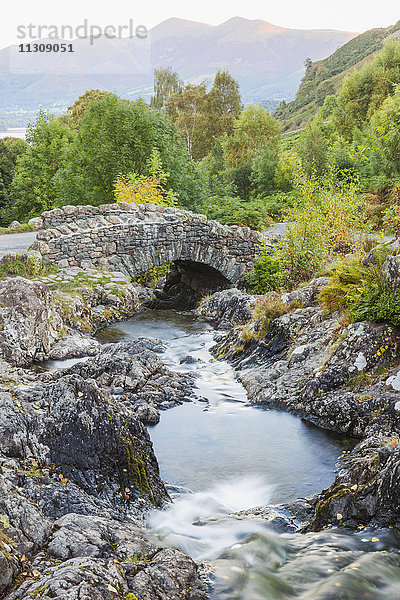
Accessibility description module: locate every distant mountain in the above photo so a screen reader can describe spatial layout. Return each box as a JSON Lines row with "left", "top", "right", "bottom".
{"left": 0, "top": 17, "right": 357, "bottom": 114}
{"left": 275, "top": 20, "right": 400, "bottom": 131}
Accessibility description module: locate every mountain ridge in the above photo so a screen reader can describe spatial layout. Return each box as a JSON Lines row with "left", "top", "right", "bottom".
{"left": 0, "top": 17, "right": 357, "bottom": 115}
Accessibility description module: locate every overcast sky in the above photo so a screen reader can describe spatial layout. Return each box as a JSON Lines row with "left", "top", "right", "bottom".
{"left": 2, "top": 1, "right": 399, "bottom": 48}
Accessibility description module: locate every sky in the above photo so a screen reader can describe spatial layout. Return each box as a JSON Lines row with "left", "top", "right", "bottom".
{"left": 2, "top": 0, "right": 399, "bottom": 48}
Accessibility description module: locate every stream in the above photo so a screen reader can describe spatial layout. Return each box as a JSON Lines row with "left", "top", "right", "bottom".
{"left": 57, "top": 310, "right": 400, "bottom": 598}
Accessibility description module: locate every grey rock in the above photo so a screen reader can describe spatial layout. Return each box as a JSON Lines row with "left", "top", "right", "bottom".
{"left": 57, "top": 339, "right": 196, "bottom": 420}
{"left": 0, "top": 277, "right": 63, "bottom": 366}
{"left": 48, "top": 334, "right": 101, "bottom": 360}
{"left": 196, "top": 288, "right": 260, "bottom": 328}
{"left": 381, "top": 254, "right": 400, "bottom": 291}
{"left": 281, "top": 277, "right": 329, "bottom": 306}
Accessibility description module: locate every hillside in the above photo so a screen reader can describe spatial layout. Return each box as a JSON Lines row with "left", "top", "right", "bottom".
{"left": 0, "top": 17, "right": 356, "bottom": 117}
{"left": 275, "top": 20, "right": 400, "bottom": 131}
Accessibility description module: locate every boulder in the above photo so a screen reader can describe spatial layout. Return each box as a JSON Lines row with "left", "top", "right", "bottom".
{"left": 381, "top": 254, "right": 400, "bottom": 291}
{"left": 48, "top": 334, "right": 101, "bottom": 360}
{"left": 58, "top": 340, "right": 196, "bottom": 422}
{"left": 281, "top": 277, "right": 329, "bottom": 306}
{"left": 0, "top": 277, "right": 63, "bottom": 365}
{"left": 0, "top": 374, "right": 169, "bottom": 513}
{"left": 196, "top": 288, "right": 260, "bottom": 328}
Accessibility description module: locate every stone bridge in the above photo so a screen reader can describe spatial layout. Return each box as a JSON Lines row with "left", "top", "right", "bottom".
{"left": 34, "top": 203, "right": 267, "bottom": 304}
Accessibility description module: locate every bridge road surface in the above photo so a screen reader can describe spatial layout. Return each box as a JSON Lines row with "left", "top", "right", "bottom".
{"left": 0, "top": 231, "right": 38, "bottom": 258}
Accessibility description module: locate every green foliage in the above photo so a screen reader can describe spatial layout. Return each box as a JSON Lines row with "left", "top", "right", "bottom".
{"left": 166, "top": 69, "right": 241, "bottom": 159}
{"left": 278, "top": 170, "right": 369, "bottom": 285}
{"left": 166, "top": 82, "right": 208, "bottom": 160}
{"left": 369, "top": 84, "right": 400, "bottom": 176}
{"left": 297, "top": 119, "right": 329, "bottom": 176}
{"left": 203, "top": 69, "right": 242, "bottom": 142}
{"left": 0, "top": 223, "right": 34, "bottom": 235}
{"left": 333, "top": 39, "right": 400, "bottom": 140}
{"left": 246, "top": 169, "right": 370, "bottom": 292}
{"left": 246, "top": 250, "right": 283, "bottom": 293}
{"left": 0, "top": 137, "right": 28, "bottom": 223}
{"left": 275, "top": 21, "right": 400, "bottom": 132}
{"left": 353, "top": 288, "right": 400, "bottom": 326}
{"left": 0, "top": 254, "right": 46, "bottom": 279}
{"left": 258, "top": 191, "right": 296, "bottom": 219}
{"left": 225, "top": 104, "right": 280, "bottom": 168}
{"left": 273, "top": 150, "right": 301, "bottom": 192}
{"left": 151, "top": 67, "right": 183, "bottom": 110}
{"left": 64, "top": 89, "right": 113, "bottom": 128}
{"left": 134, "top": 264, "right": 171, "bottom": 287}
{"left": 203, "top": 196, "right": 273, "bottom": 230}
{"left": 319, "top": 249, "right": 400, "bottom": 327}
{"left": 251, "top": 147, "right": 278, "bottom": 196}
{"left": 9, "top": 112, "right": 74, "bottom": 221}
{"left": 55, "top": 94, "right": 204, "bottom": 210}
{"left": 319, "top": 255, "right": 376, "bottom": 313}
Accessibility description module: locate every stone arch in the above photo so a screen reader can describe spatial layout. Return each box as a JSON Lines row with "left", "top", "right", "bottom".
{"left": 34, "top": 203, "right": 269, "bottom": 306}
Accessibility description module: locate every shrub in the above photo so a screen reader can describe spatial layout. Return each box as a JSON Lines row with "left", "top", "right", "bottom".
{"left": 319, "top": 249, "right": 400, "bottom": 327}
{"left": 134, "top": 264, "right": 170, "bottom": 287}
{"left": 253, "top": 293, "right": 296, "bottom": 337}
{"left": 352, "top": 288, "right": 400, "bottom": 325}
{"left": 254, "top": 191, "right": 296, "bottom": 220}
{"left": 0, "top": 254, "right": 45, "bottom": 279}
{"left": 114, "top": 150, "right": 178, "bottom": 207}
{"left": 246, "top": 248, "right": 283, "bottom": 294}
{"left": 382, "top": 183, "right": 400, "bottom": 236}
{"left": 203, "top": 196, "right": 273, "bottom": 230}
{"left": 278, "top": 169, "right": 369, "bottom": 286}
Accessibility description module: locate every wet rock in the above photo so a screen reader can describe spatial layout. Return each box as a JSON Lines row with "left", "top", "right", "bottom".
{"left": 127, "top": 547, "right": 206, "bottom": 600}
{"left": 307, "top": 433, "right": 400, "bottom": 531}
{"left": 180, "top": 355, "right": 199, "bottom": 365}
{"left": 0, "top": 509, "right": 206, "bottom": 600}
{"left": 46, "top": 513, "right": 156, "bottom": 560}
{"left": 203, "top": 283, "right": 400, "bottom": 529}
{"left": 0, "top": 477, "right": 52, "bottom": 554}
{"left": 0, "top": 277, "right": 63, "bottom": 366}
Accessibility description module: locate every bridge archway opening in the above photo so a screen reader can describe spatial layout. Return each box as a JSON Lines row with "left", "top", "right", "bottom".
{"left": 147, "top": 260, "right": 233, "bottom": 310}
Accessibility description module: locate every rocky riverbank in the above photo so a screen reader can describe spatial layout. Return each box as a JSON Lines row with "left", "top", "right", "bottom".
{"left": 0, "top": 265, "right": 207, "bottom": 598}
{"left": 197, "top": 285, "right": 400, "bottom": 532}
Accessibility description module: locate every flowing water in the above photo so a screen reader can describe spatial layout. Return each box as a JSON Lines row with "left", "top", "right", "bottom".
{"left": 95, "top": 310, "right": 400, "bottom": 597}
